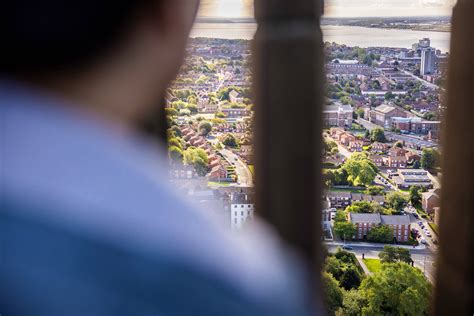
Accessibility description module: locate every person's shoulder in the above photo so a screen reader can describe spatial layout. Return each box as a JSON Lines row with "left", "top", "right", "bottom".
{"left": 2, "top": 93, "right": 313, "bottom": 314}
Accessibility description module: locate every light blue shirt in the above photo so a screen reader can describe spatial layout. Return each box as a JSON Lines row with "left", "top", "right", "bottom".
{"left": 0, "top": 82, "right": 317, "bottom": 315}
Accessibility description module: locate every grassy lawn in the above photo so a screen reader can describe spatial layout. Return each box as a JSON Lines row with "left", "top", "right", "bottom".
{"left": 208, "top": 181, "right": 232, "bottom": 187}
{"left": 248, "top": 164, "right": 255, "bottom": 176}
{"left": 330, "top": 187, "right": 366, "bottom": 193}
{"left": 428, "top": 222, "right": 439, "bottom": 235}
{"left": 363, "top": 258, "right": 382, "bottom": 273}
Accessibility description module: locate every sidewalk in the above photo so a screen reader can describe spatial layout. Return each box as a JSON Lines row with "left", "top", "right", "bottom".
{"left": 325, "top": 240, "right": 426, "bottom": 250}
{"left": 355, "top": 255, "right": 372, "bottom": 275}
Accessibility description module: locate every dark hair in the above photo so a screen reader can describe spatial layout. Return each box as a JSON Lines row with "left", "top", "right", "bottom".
{"left": 0, "top": 0, "right": 151, "bottom": 74}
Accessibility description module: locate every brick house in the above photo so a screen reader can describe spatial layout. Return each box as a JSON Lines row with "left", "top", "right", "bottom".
{"left": 370, "top": 154, "right": 384, "bottom": 167}
{"left": 207, "top": 165, "right": 229, "bottom": 181}
{"left": 371, "top": 142, "right": 388, "bottom": 153}
{"left": 422, "top": 191, "right": 440, "bottom": 214}
{"left": 388, "top": 155, "right": 408, "bottom": 168}
{"left": 340, "top": 133, "right": 356, "bottom": 146}
{"left": 349, "top": 140, "right": 363, "bottom": 152}
{"left": 326, "top": 192, "right": 352, "bottom": 208}
{"left": 326, "top": 192, "right": 385, "bottom": 208}
{"left": 348, "top": 213, "right": 411, "bottom": 242}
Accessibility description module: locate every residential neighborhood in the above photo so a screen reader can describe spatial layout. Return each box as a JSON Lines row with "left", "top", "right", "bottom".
{"left": 165, "top": 38, "right": 445, "bottom": 294}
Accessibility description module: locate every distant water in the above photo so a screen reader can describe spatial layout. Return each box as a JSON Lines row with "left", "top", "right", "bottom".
{"left": 191, "top": 23, "right": 451, "bottom": 52}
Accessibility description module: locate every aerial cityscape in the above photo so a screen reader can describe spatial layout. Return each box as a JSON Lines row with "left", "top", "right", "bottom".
{"left": 166, "top": 13, "right": 447, "bottom": 312}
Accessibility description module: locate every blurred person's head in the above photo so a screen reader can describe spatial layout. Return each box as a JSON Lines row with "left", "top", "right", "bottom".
{"left": 0, "top": 0, "right": 199, "bottom": 128}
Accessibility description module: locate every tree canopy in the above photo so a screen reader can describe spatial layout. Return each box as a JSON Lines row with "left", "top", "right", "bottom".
{"left": 359, "top": 263, "right": 431, "bottom": 315}
{"left": 342, "top": 153, "right": 378, "bottom": 187}
{"left": 334, "top": 222, "right": 356, "bottom": 241}
{"left": 370, "top": 127, "right": 387, "bottom": 143}
{"left": 366, "top": 224, "right": 393, "bottom": 243}
{"left": 379, "top": 246, "right": 412, "bottom": 264}
{"left": 198, "top": 121, "right": 212, "bottom": 136}
{"left": 421, "top": 148, "right": 440, "bottom": 170}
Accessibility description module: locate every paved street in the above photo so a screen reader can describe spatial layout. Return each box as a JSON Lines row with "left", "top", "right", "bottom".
{"left": 326, "top": 241, "right": 437, "bottom": 282}
{"left": 220, "top": 148, "right": 253, "bottom": 186}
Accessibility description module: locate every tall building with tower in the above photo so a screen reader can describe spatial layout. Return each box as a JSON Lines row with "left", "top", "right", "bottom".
{"left": 421, "top": 47, "right": 437, "bottom": 75}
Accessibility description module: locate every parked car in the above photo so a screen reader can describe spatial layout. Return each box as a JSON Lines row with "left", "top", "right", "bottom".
{"left": 420, "top": 239, "right": 427, "bottom": 244}
{"left": 413, "top": 213, "right": 419, "bottom": 219}
{"left": 342, "top": 245, "right": 353, "bottom": 251}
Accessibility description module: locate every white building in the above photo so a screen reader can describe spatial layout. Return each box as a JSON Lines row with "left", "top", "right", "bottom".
{"left": 229, "top": 192, "right": 255, "bottom": 229}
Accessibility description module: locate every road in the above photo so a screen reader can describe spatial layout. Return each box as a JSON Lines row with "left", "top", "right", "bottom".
{"left": 326, "top": 241, "right": 437, "bottom": 282}
{"left": 220, "top": 148, "right": 253, "bottom": 186}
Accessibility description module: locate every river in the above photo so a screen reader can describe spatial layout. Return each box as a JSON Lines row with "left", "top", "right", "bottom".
{"left": 191, "top": 23, "right": 451, "bottom": 52}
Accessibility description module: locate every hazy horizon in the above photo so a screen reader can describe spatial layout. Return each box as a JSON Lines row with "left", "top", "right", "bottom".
{"left": 198, "top": 0, "right": 456, "bottom": 18}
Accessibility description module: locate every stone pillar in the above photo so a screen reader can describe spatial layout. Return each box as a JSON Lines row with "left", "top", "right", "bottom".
{"left": 253, "top": 0, "right": 325, "bottom": 301}
{"left": 434, "top": 1, "right": 474, "bottom": 314}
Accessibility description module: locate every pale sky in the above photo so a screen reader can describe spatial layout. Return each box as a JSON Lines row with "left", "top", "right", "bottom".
{"left": 198, "top": 0, "right": 456, "bottom": 18}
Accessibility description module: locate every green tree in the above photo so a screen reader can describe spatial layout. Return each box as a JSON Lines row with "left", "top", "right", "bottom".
{"left": 339, "top": 266, "right": 362, "bottom": 290}
{"left": 394, "top": 141, "right": 404, "bottom": 148}
{"left": 343, "top": 153, "right": 378, "bottom": 187}
{"left": 355, "top": 108, "right": 365, "bottom": 119}
{"left": 359, "top": 263, "right": 431, "bottom": 315}
{"left": 421, "top": 148, "right": 440, "bottom": 170}
{"left": 370, "top": 127, "right": 387, "bottom": 143}
{"left": 325, "top": 256, "right": 345, "bottom": 280}
{"left": 379, "top": 246, "right": 412, "bottom": 264}
{"left": 338, "top": 290, "right": 366, "bottom": 316}
{"left": 334, "top": 210, "right": 347, "bottom": 223}
{"left": 346, "top": 201, "right": 384, "bottom": 214}
{"left": 322, "top": 272, "right": 344, "bottom": 315}
{"left": 386, "top": 191, "right": 407, "bottom": 212}
{"left": 198, "top": 121, "right": 212, "bottom": 136}
{"left": 168, "top": 137, "right": 183, "bottom": 150}
{"left": 183, "top": 147, "right": 209, "bottom": 176}
{"left": 365, "top": 185, "right": 385, "bottom": 196}
{"left": 168, "top": 146, "right": 183, "bottom": 163}
{"left": 334, "top": 222, "right": 356, "bottom": 241}
{"left": 409, "top": 185, "right": 422, "bottom": 207}
{"left": 186, "top": 103, "right": 198, "bottom": 114}
{"left": 223, "top": 134, "right": 239, "bottom": 148}
{"left": 169, "top": 125, "right": 182, "bottom": 137}
{"left": 366, "top": 224, "right": 393, "bottom": 243}
{"left": 384, "top": 91, "right": 395, "bottom": 100}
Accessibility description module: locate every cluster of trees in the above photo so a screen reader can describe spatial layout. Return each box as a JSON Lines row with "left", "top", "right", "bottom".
{"left": 324, "top": 139, "right": 339, "bottom": 156}
{"left": 333, "top": 210, "right": 356, "bottom": 241}
{"left": 323, "top": 168, "right": 350, "bottom": 187}
{"left": 421, "top": 148, "right": 441, "bottom": 170}
{"left": 366, "top": 224, "right": 394, "bottom": 243}
{"left": 183, "top": 147, "right": 209, "bottom": 176}
{"left": 222, "top": 134, "right": 239, "bottom": 148}
{"left": 409, "top": 185, "right": 427, "bottom": 207}
{"left": 379, "top": 246, "right": 412, "bottom": 264}
{"left": 198, "top": 121, "right": 212, "bottom": 136}
{"left": 323, "top": 248, "right": 431, "bottom": 315}
{"left": 369, "top": 127, "right": 387, "bottom": 143}
{"left": 168, "top": 126, "right": 185, "bottom": 163}
{"left": 342, "top": 153, "right": 378, "bottom": 187}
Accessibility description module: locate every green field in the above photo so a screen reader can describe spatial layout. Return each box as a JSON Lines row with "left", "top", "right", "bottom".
{"left": 363, "top": 258, "right": 382, "bottom": 273}
{"left": 208, "top": 181, "right": 232, "bottom": 187}
{"left": 248, "top": 164, "right": 255, "bottom": 176}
